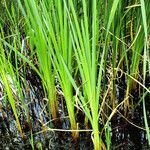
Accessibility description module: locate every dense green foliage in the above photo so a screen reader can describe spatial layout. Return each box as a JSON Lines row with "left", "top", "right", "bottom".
{"left": 0, "top": 0, "right": 150, "bottom": 149}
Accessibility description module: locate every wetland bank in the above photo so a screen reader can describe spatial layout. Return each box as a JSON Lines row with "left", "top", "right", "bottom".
{"left": 0, "top": 0, "right": 150, "bottom": 149}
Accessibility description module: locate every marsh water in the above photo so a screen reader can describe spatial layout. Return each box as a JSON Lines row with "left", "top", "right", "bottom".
{"left": 0, "top": 73, "right": 150, "bottom": 150}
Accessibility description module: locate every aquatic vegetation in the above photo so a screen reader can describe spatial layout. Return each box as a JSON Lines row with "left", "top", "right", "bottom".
{"left": 18, "top": 0, "right": 58, "bottom": 121}
{"left": 0, "top": 0, "right": 150, "bottom": 149}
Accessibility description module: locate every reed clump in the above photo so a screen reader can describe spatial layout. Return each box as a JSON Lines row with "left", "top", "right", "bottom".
{"left": 0, "top": 0, "right": 150, "bottom": 149}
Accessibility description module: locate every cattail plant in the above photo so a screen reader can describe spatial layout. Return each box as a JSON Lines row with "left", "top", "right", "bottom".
{"left": 62, "top": 0, "right": 120, "bottom": 149}
{"left": 18, "top": 0, "right": 58, "bottom": 120}
{"left": 0, "top": 40, "right": 24, "bottom": 138}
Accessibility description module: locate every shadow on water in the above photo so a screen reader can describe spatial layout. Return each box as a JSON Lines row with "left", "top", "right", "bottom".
{"left": 110, "top": 75, "right": 150, "bottom": 150}
{"left": 111, "top": 104, "right": 149, "bottom": 150}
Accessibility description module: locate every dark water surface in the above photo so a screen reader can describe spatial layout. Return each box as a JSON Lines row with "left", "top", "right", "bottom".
{"left": 0, "top": 76, "right": 150, "bottom": 150}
